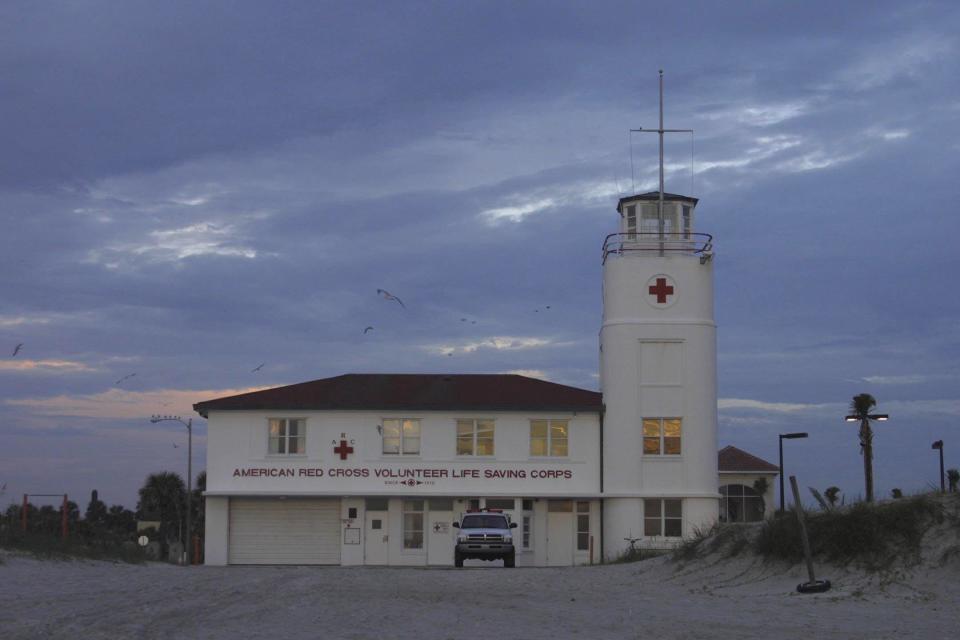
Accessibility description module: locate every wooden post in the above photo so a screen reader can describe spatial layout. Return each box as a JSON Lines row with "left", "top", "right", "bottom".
{"left": 789, "top": 476, "right": 816, "bottom": 585}
{"left": 21, "top": 494, "right": 28, "bottom": 532}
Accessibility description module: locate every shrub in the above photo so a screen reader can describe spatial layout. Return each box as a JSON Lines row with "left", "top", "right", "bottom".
{"left": 755, "top": 495, "right": 943, "bottom": 570}
{"left": 0, "top": 529, "right": 146, "bottom": 564}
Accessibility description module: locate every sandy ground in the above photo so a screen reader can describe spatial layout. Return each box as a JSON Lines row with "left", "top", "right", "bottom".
{"left": 1, "top": 551, "right": 957, "bottom": 640}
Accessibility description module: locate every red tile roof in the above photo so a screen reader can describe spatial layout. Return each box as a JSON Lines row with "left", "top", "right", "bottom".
{"left": 718, "top": 445, "right": 779, "bottom": 473}
{"left": 194, "top": 373, "right": 603, "bottom": 417}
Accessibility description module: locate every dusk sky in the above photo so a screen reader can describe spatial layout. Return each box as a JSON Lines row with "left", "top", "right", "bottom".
{"left": 2, "top": 1, "right": 958, "bottom": 511}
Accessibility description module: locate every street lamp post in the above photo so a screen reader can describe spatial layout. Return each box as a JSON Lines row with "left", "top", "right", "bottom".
{"left": 932, "top": 440, "right": 945, "bottom": 493}
{"left": 779, "top": 432, "right": 808, "bottom": 513}
{"left": 150, "top": 415, "right": 193, "bottom": 565}
{"left": 844, "top": 409, "right": 888, "bottom": 502}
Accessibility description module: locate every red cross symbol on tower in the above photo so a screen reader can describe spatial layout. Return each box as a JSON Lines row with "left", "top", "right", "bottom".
{"left": 334, "top": 439, "right": 354, "bottom": 460}
{"left": 648, "top": 277, "right": 674, "bottom": 304}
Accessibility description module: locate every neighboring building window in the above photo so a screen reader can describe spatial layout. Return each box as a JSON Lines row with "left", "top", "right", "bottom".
{"left": 643, "top": 499, "right": 683, "bottom": 537}
{"left": 382, "top": 418, "right": 420, "bottom": 455}
{"left": 530, "top": 419, "right": 569, "bottom": 457}
{"left": 682, "top": 204, "right": 692, "bottom": 239}
{"left": 625, "top": 204, "right": 637, "bottom": 239}
{"left": 576, "top": 501, "right": 590, "bottom": 551}
{"left": 268, "top": 418, "right": 305, "bottom": 455}
{"left": 720, "top": 485, "right": 766, "bottom": 523}
{"left": 403, "top": 500, "right": 424, "bottom": 550}
{"left": 642, "top": 418, "right": 681, "bottom": 455}
{"left": 456, "top": 419, "right": 495, "bottom": 456}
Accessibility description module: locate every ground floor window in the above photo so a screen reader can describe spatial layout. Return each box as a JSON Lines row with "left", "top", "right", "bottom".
{"left": 521, "top": 499, "right": 533, "bottom": 551}
{"left": 427, "top": 498, "right": 453, "bottom": 511}
{"left": 643, "top": 498, "right": 682, "bottom": 537}
{"left": 403, "top": 500, "right": 424, "bottom": 549}
{"left": 720, "top": 485, "right": 765, "bottom": 523}
{"left": 576, "top": 501, "right": 590, "bottom": 551}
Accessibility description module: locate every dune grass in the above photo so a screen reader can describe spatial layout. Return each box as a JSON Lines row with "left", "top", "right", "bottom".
{"left": 674, "top": 493, "right": 955, "bottom": 571}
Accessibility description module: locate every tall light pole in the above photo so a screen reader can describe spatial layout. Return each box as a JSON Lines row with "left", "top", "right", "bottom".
{"left": 151, "top": 415, "right": 193, "bottom": 565}
{"left": 932, "top": 440, "right": 945, "bottom": 493}
{"left": 779, "top": 432, "right": 808, "bottom": 513}
{"left": 845, "top": 402, "right": 888, "bottom": 502}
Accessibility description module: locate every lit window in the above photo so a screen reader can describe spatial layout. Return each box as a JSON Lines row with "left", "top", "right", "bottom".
{"left": 642, "top": 418, "right": 681, "bottom": 455}
{"left": 530, "top": 419, "right": 569, "bottom": 457}
{"left": 382, "top": 418, "right": 420, "bottom": 455}
{"left": 402, "top": 500, "right": 424, "bottom": 550}
{"left": 268, "top": 418, "right": 305, "bottom": 455}
{"left": 643, "top": 499, "right": 683, "bottom": 537}
{"left": 456, "top": 419, "right": 495, "bottom": 456}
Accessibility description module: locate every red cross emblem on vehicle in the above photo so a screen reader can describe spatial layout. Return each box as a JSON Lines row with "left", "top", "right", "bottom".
{"left": 334, "top": 439, "right": 354, "bottom": 460}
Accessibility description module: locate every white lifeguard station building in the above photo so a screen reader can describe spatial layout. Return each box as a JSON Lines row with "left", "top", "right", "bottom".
{"left": 196, "top": 75, "right": 743, "bottom": 566}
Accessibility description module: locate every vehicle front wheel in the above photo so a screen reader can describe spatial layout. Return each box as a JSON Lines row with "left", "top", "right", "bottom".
{"left": 503, "top": 553, "right": 515, "bottom": 568}
{"left": 454, "top": 552, "right": 464, "bottom": 568}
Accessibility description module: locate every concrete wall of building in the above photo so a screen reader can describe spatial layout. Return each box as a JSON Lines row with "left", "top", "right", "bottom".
{"left": 204, "top": 409, "right": 601, "bottom": 497}
{"left": 204, "top": 496, "right": 229, "bottom": 566}
{"left": 600, "top": 227, "right": 719, "bottom": 558}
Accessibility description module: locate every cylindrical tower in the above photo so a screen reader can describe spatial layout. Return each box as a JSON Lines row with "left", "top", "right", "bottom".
{"left": 600, "top": 192, "right": 718, "bottom": 559}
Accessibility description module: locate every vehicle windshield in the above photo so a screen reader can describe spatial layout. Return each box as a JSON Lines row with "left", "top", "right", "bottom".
{"left": 461, "top": 515, "right": 509, "bottom": 529}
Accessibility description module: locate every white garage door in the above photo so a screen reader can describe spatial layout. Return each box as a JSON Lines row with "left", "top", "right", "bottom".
{"left": 229, "top": 498, "right": 341, "bottom": 565}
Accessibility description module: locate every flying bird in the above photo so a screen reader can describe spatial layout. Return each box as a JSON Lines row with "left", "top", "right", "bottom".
{"left": 251, "top": 363, "right": 265, "bottom": 373}
{"left": 11, "top": 343, "right": 23, "bottom": 357}
{"left": 115, "top": 373, "right": 137, "bottom": 385}
{"left": 376, "top": 289, "right": 406, "bottom": 308}
{"left": 363, "top": 326, "right": 374, "bottom": 334}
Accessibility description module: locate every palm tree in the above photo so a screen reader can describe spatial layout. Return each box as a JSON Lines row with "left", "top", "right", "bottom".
{"left": 824, "top": 486, "right": 841, "bottom": 508}
{"left": 846, "top": 393, "right": 888, "bottom": 503}
{"left": 137, "top": 472, "right": 186, "bottom": 547}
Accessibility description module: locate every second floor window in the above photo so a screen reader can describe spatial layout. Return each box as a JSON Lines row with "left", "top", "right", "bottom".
{"left": 268, "top": 418, "right": 305, "bottom": 455}
{"left": 643, "top": 418, "right": 681, "bottom": 455}
{"left": 530, "top": 419, "right": 569, "bottom": 457}
{"left": 383, "top": 418, "right": 420, "bottom": 455}
{"left": 456, "top": 419, "right": 494, "bottom": 456}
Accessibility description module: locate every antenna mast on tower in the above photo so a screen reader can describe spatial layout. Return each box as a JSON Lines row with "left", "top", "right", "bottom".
{"left": 631, "top": 70, "right": 693, "bottom": 254}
